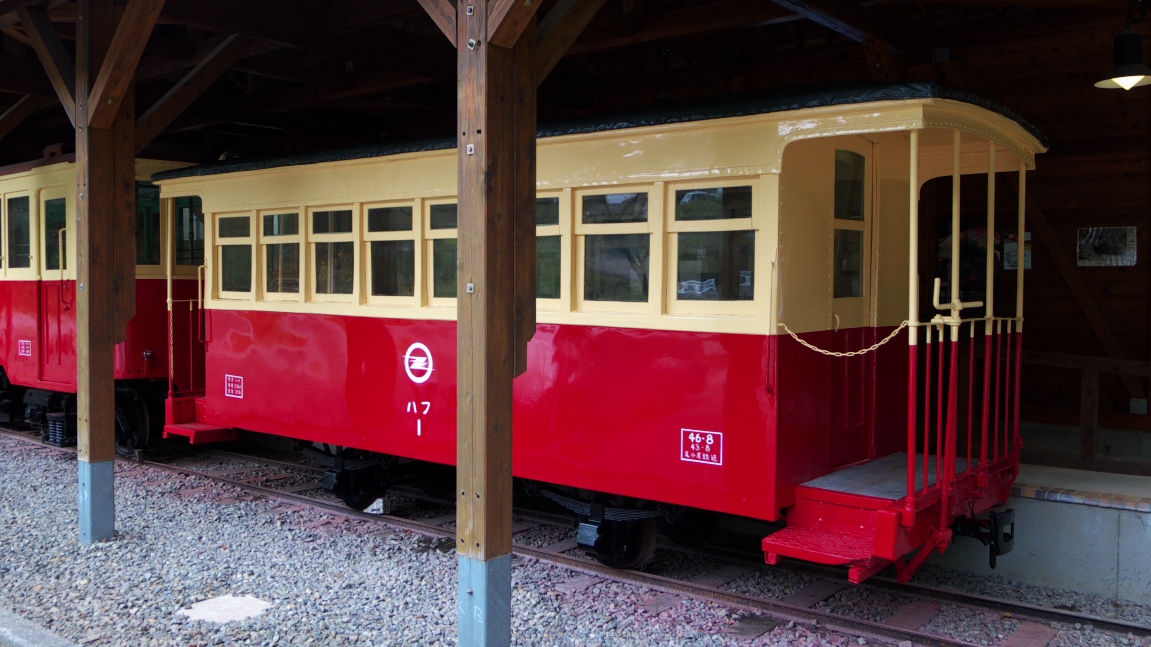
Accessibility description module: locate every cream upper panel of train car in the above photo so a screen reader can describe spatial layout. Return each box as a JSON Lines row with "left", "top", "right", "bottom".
{"left": 152, "top": 86, "right": 1046, "bottom": 336}
{"left": 0, "top": 157, "right": 190, "bottom": 281}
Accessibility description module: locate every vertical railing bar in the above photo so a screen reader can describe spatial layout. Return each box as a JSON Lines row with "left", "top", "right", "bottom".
{"left": 967, "top": 319, "right": 976, "bottom": 473}
{"left": 924, "top": 324, "right": 933, "bottom": 495}
{"left": 993, "top": 318, "right": 1003, "bottom": 463}
{"left": 1014, "top": 160, "right": 1027, "bottom": 459}
{"left": 1003, "top": 319, "right": 1014, "bottom": 460}
{"left": 936, "top": 325, "right": 944, "bottom": 489}
{"left": 906, "top": 130, "right": 921, "bottom": 505}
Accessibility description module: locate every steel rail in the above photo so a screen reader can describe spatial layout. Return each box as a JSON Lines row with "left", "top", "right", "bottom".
{"left": 3, "top": 428, "right": 1147, "bottom": 644}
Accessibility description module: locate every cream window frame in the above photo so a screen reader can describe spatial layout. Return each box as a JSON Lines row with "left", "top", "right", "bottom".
{"left": 39, "top": 186, "right": 75, "bottom": 281}
{"left": 2, "top": 191, "right": 37, "bottom": 280}
{"left": 573, "top": 184, "right": 663, "bottom": 315}
{"left": 214, "top": 211, "right": 255, "bottom": 301}
{"left": 171, "top": 196, "right": 205, "bottom": 279}
{"left": 423, "top": 198, "right": 458, "bottom": 308}
{"left": 308, "top": 204, "right": 359, "bottom": 304}
{"left": 363, "top": 199, "right": 422, "bottom": 308}
{"left": 134, "top": 184, "right": 166, "bottom": 279}
{"left": 259, "top": 210, "right": 304, "bottom": 304}
{"left": 830, "top": 141, "right": 874, "bottom": 330}
{"left": 535, "top": 190, "right": 565, "bottom": 313}
{"left": 665, "top": 179, "right": 757, "bottom": 317}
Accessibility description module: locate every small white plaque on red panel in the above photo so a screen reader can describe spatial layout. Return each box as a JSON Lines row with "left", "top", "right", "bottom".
{"left": 680, "top": 428, "right": 723, "bottom": 466}
{"left": 225, "top": 375, "right": 244, "bottom": 399}
{"left": 17, "top": 340, "right": 31, "bottom": 357}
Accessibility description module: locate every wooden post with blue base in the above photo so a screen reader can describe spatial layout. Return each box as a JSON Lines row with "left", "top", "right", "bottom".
{"left": 452, "top": 0, "right": 540, "bottom": 644}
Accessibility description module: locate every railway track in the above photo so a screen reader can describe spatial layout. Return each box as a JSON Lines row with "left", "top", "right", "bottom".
{"left": 3, "top": 427, "right": 1147, "bottom": 647}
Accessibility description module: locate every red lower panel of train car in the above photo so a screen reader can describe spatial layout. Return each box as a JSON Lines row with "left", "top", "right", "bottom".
{"left": 169, "top": 309, "right": 915, "bottom": 522}
{"left": 0, "top": 278, "right": 201, "bottom": 392}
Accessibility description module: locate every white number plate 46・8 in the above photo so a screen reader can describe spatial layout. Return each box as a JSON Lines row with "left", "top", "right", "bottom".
{"left": 680, "top": 428, "right": 723, "bottom": 466}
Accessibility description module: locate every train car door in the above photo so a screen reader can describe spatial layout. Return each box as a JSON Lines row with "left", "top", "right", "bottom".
{"left": 169, "top": 196, "right": 207, "bottom": 394}
{"left": 39, "top": 188, "right": 75, "bottom": 384}
{"left": 829, "top": 141, "right": 874, "bottom": 469}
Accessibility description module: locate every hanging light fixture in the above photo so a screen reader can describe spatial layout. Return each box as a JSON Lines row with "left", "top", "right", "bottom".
{"left": 1096, "top": 0, "right": 1150, "bottom": 90}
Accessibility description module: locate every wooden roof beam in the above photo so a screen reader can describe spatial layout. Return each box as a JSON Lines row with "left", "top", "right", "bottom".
{"left": 17, "top": 5, "right": 75, "bottom": 124}
{"left": 0, "top": 94, "right": 48, "bottom": 140}
{"left": 565, "top": 0, "right": 798, "bottom": 57}
{"left": 535, "top": 0, "right": 609, "bottom": 83}
{"left": 136, "top": 33, "right": 258, "bottom": 151}
{"left": 416, "top": 0, "right": 456, "bottom": 47}
{"left": 488, "top": 0, "right": 545, "bottom": 48}
{"left": 318, "top": 0, "right": 424, "bottom": 36}
{"left": 770, "top": 0, "right": 877, "bottom": 42}
{"left": 87, "top": 0, "right": 166, "bottom": 130}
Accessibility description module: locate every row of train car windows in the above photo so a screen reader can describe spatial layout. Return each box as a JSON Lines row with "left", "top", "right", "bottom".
{"left": 0, "top": 185, "right": 201, "bottom": 275}
{"left": 212, "top": 185, "right": 757, "bottom": 304}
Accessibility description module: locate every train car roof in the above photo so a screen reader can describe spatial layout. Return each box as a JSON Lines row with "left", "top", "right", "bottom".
{"left": 152, "top": 82, "right": 1048, "bottom": 183}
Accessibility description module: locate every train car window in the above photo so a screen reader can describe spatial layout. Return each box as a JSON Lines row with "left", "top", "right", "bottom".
{"left": 44, "top": 198, "right": 67, "bottom": 271}
{"left": 677, "top": 231, "right": 755, "bottom": 301}
{"left": 537, "top": 197, "right": 559, "bottom": 226}
{"left": 368, "top": 206, "right": 412, "bottom": 232}
{"left": 537, "top": 235, "right": 561, "bottom": 299}
{"left": 218, "top": 216, "right": 252, "bottom": 293}
{"left": 175, "top": 197, "right": 204, "bottom": 266}
{"left": 583, "top": 193, "right": 647, "bottom": 224}
{"left": 674, "top": 186, "right": 752, "bottom": 221}
{"left": 426, "top": 202, "right": 458, "bottom": 302}
{"left": 364, "top": 203, "right": 416, "bottom": 302}
{"left": 136, "top": 182, "right": 162, "bottom": 266}
{"left": 6, "top": 196, "right": 31, "bottom": 269}
{"left": 371, "top": 241, "right": 415, "bottom": 297}
{"left": 833, "top": 229, "right": 863, "bottom": 298}
{"left": 584, "top": 233, "right": 649, "bottom": 302}
{"left": 262, "top": 213, "right": 300, "bottom": 295}
{"left": 430, "top": 204, "right": 457, "bottom": 229}
{"left": 311, "top": 209, "right": 355, "bottom": 296}
{"left": 834, "top": 151, "right": 866, "bottom": 221}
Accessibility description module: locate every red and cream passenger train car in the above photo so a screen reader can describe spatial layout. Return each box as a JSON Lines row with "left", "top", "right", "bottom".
{"left": 0, "top": 156, "right": 198, "bottom": 453}
{"left": 151, "top": 84, "right": 1048, "bottom": 581}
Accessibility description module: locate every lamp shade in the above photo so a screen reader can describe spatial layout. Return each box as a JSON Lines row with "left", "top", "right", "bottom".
{"left": 1096, "top": 30, "right": 1151, "bottom": 89}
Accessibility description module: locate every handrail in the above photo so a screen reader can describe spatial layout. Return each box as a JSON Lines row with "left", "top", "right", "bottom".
{"left": 57, "top": 227, "right": 73, "bottom": 309}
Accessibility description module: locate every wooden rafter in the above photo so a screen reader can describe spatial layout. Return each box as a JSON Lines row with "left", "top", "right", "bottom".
{"left": 565, "top": 0, "right": 797, "bottom": 57}
{"left": 17, "top": 5, "right": 75, "bottom": 125}
{"left": 488, "top": 0, "right": 545, "bottom": 48}
{"left": 136, "top": 33, "right": 258, "bottom": 152}
{"left": 318, "top": 0, "right": 423, "bottom": 36}
{"left": 87, "top": 0, "right": 166, "bottom": 130}
{"left": 770, "top": 0, "right": 876, "bottom": 42}
{"left": 535, "top": 0, "right": 608, "bottom": 82}
{"left": 1005, "top": 176, "right": 1146, "bottom": 400}
{"left": 0, "top": 94, "right": 47, "bottom": 140}
{"left": 0, "top": 53, "right": 56, "bottom": 96}
{"left": 416, "top": 0, "right": 456, "bottom": 47}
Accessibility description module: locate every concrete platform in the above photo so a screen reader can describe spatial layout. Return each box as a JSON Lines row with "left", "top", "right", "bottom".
{"left": 934, "top": 463, "right": 1151, "bottom": 604}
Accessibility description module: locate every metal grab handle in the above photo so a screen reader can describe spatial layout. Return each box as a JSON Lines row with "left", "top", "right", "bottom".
{"left": 197, "top": 265, "right": 207, "bottom": 344}
{"left": 58, "top": 228, "right": 73, "bottom": 309}
{"left": 932, "top": 277, "right": 982, "bottom": 314}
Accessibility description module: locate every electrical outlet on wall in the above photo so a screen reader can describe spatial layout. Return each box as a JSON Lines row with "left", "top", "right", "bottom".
{"left": 1131, "top": 398, "right": 1148, "bottom": 415}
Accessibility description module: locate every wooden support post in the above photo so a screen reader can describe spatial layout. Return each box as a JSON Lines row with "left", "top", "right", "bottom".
{"left": 1080, "top": 369, "right": 1099, "bottom": 459}
{"left": 454, "top": 1, "right": 536, "bottom": 644}
{"left": 75, "top": 0, "right": 137, "bottom": 543}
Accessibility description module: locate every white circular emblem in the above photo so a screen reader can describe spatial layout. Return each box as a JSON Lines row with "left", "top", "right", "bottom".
{"left": 403, "top": 342, "right": 434, "bottom": 384}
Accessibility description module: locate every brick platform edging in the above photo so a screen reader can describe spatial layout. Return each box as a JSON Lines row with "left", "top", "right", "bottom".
{"left": 1012, "top": 483, "right": 1151, "bottom": 512}
{"left": 0, "top": 607, "right": 77, "bottom": 647}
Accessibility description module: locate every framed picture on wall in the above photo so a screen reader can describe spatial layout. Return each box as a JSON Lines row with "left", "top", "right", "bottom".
{"left": 1077, "top": 226, "right": 1137, "bottom": 267}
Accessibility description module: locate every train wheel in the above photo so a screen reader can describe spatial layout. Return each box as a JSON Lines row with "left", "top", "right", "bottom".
{"left": 657, "top": 506, "right": 721, "bottom": 547}
{"left": 114, "top": 391, "right": 150, "bottom": 457}
{"left": 338, "top": 485, "right": 386, "bottom": 511}
{"left": 593, "top": 518, "right": 657, "bottom": 570}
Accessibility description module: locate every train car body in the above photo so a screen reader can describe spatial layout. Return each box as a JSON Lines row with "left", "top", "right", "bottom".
{"left": 0, "top": 156, "right": 198, "bottom": 450}
{"left": 153, "top": 84, "right": 1047, "bottom": 580}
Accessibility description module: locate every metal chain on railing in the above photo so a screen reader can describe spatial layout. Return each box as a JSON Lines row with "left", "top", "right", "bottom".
{"left": 777, "top": 320, "right": 910, "bottom": 357}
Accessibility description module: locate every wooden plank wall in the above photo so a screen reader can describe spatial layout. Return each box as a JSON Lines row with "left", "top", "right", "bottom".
{"left": 954, "top": 22, "right": 1151, "bottom": 425}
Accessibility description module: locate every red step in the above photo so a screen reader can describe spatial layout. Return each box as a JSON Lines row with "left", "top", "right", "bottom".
{"left": 163, "top": 396, "right": 237, "bottom": 444}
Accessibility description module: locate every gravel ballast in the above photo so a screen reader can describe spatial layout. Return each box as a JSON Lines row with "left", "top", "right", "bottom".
{"left": 0, "top": 436, "right": 864, "bottom": 646}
